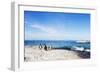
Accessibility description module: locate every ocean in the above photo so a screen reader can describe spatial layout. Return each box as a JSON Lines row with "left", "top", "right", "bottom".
{"left": 24, "top": 40, "right": 90, "bottom": 49}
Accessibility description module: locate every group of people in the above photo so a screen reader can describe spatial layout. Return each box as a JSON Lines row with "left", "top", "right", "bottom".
{"left": 39, "top": 44, "right": 52, "bottom": 51}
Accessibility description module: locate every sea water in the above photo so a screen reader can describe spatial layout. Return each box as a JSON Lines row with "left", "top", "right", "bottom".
{"left": 24, "top": 40, "right": 90, "bottom": 49}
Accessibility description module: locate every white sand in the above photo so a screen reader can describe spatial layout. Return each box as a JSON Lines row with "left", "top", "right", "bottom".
{"left": 24, "top": 46, "right": 81, "bottom": 62}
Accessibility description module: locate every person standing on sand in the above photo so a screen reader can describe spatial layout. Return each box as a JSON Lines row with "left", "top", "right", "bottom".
{"left": 44, "top": 44, "right": 48, "bottom": 51}
{"left": 39, "top": 44, "right": 42, "bottom": 50}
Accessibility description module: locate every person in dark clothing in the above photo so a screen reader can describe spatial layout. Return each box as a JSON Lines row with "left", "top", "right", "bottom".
{"left": 44, "top": 44, "right": 47, "bottom": 51}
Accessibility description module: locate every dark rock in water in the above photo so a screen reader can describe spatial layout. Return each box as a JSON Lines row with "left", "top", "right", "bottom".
{"left": 77, "top": 51, "right": 90, "bottom": 58}
{"left": 54, "top": 47, "right": 71, "bottom": 50}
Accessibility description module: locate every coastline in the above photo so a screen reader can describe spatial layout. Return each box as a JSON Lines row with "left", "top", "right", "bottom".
{"left": 24, "top": 46, "right": 90, "bottom": 62}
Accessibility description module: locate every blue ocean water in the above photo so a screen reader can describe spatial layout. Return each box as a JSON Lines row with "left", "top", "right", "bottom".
{"left": 24, "top": 40, "right": 90, "bottom": 49}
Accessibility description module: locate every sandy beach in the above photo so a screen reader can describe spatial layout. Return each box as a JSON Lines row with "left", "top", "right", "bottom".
{"left": 24, "top": 46, "right": 82, "bottom": 62}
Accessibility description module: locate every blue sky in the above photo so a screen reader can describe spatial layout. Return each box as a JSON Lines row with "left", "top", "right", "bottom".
{"left": 24, "top": 11, "right": 90, "bottom": 40}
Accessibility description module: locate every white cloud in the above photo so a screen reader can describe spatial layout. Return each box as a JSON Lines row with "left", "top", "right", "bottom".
{"left": 31, "top": 24, "right": 58, "bottom": 34}
{"left": 24, "top": 24, "right": 69, "bottom": 40}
